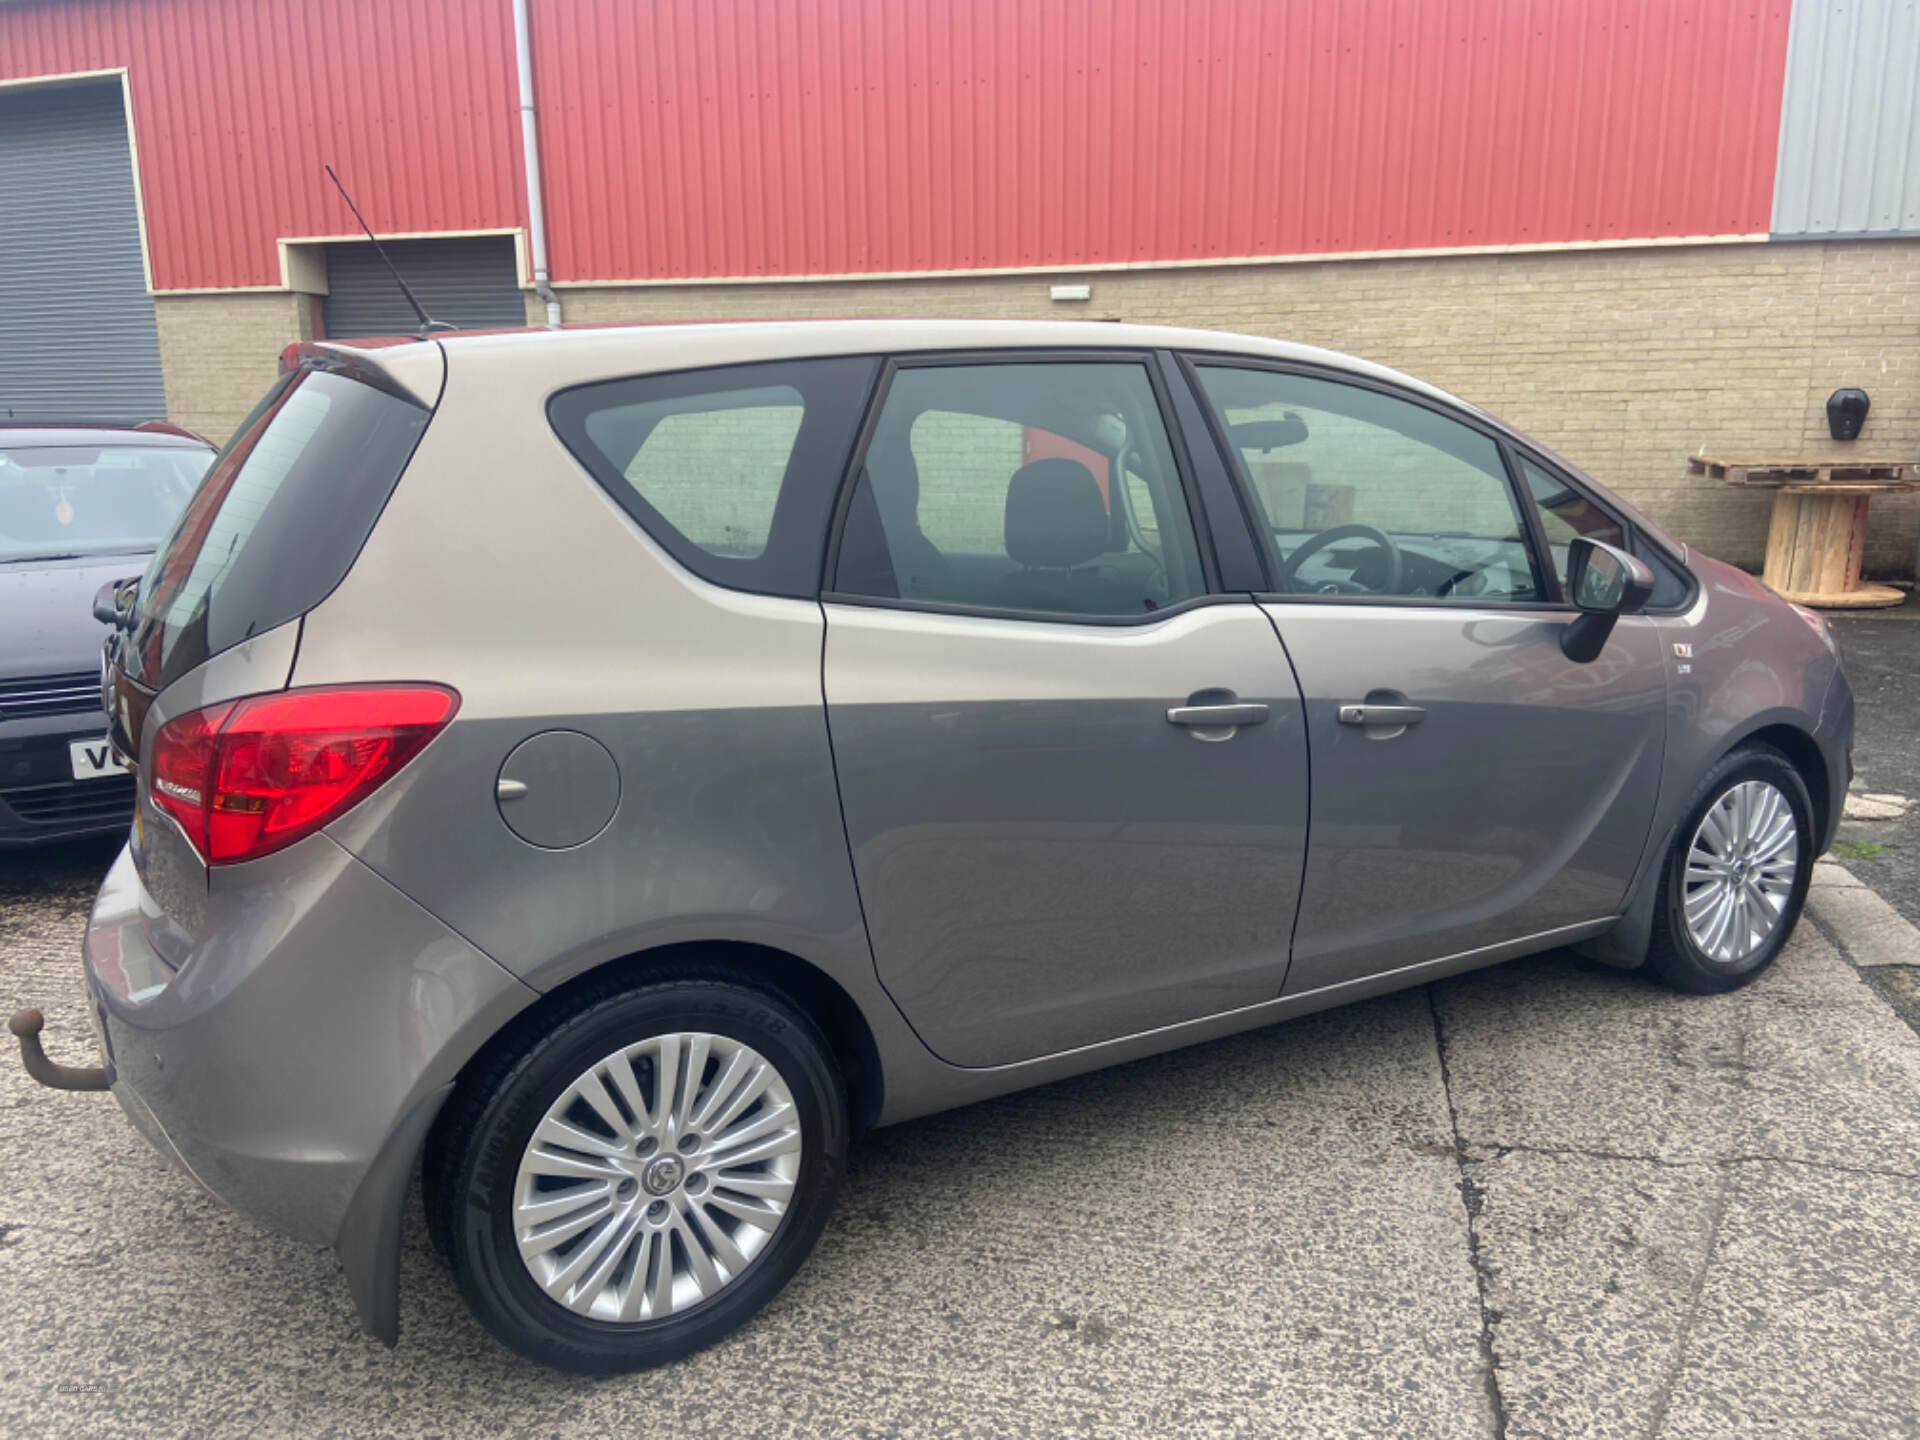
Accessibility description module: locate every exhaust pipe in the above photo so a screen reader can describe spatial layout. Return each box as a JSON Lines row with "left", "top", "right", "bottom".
{"left": 8, "top": 1009, "right": 109, "bottom": 1092}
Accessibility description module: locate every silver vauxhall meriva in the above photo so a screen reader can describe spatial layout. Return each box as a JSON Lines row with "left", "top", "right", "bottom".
{"left": 13, "top": 320, "right": 1852, "bottom": 1372}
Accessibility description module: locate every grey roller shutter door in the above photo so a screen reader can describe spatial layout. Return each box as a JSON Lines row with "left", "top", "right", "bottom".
{"left": 323, "top": 236, "right": 526, "bottom": 338}
{"left": 0, "top": 82, "right": 166, "bottom": 425}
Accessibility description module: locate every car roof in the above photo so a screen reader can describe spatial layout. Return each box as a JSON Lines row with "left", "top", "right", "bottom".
{"left": 313, "top": 317, "right": 1473, "bottom": 414}
{"left": 0, "top": 423, "right": 212, "bottom": 451}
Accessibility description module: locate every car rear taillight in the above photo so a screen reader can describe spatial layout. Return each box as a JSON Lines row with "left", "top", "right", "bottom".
{"left": 148, "top": 685, "right": 459, "bottom": 865}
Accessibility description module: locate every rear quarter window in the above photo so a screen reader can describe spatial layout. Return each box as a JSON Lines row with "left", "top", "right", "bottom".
{"left": 129, "top": 364, "right": 430, "bottom": 690}
{"left": 548, "top": 357, "right": 880, "bottom": 598}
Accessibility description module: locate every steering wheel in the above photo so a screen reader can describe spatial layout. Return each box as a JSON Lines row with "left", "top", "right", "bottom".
{"left": 1277, "top": 523, "right": 1404, "bottom": 596}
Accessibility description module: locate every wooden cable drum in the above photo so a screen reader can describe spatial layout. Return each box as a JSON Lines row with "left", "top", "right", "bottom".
{"left": 1760, "top": 483, "right": 1911, "bottom": 608}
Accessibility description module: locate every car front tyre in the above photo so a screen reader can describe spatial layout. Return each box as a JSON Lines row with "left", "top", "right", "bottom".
{"left": 428, "top": 973, "right": 848, "bottom": 1373}
{"left": 1644, "top": 744, "right": 1813, "bottom": 995}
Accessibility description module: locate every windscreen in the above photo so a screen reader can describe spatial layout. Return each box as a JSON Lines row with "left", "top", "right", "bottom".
{"left": 0, "top": 445, "right": 211, "bottom": 563}
{"left": 125, "top": 365, "right": 430, "bottom": 691}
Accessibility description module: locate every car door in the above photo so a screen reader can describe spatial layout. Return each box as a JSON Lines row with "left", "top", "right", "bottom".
{"left": 1188, "top": 359, "right": 1667, "bottom": 996}
{"left": 821, "top": 354, "right": 1309, "bottom": 1068}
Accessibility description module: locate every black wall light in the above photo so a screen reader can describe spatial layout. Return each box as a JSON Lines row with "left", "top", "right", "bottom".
{"left": 1827, "top": 387, "right": 1870, "bottom": 441}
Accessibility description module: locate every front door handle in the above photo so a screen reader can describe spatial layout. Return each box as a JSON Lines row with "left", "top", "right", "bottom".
{"left": 1337, "top": 704, "right": 1426, "bottom": 726}
{"left": 1167, "top": 703, "right": 1269, "bottom": 727}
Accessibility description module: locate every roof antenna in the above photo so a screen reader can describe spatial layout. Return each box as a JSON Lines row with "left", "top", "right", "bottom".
{"left": 324, "top": 164, "right": 455, "bottom": 336}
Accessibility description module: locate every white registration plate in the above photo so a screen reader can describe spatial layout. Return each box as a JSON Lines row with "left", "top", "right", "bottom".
{"left": 69, "top": 737, "right": 129, "bottom": 780}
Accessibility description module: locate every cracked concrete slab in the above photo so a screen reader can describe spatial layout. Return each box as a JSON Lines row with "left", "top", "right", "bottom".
{"left": 1463, "top": 1149, "right": 1920, "bottom": 1440}
{"left": 1657, "top": 1162, "right": 1920, "bottom": 1440}
{"left": 1430, "top": 931, "right": 1920, "bottom": 1175}
{"left": 1426, "top": 952, "right": 1751, "bottom": 1164}
{"left": 1732, "top": 936, "right": 1920, "bottom": 1174}
{"left": 1458, "top": 1149, "right": 1725, "bottom": 1440}
{"left": 1432, "top": 932, "right": 1920, "bottom": 1440}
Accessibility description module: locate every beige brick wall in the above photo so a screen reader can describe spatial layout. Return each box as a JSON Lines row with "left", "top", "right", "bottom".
{"left": 538, "top": 237, "right": 1920, "bottom": 577}
{"left": 154, "top": 291, "right": 310, "bottom": 447}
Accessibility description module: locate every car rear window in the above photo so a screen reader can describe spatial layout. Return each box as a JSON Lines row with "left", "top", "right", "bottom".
{"left": 548, "top": 357, "right": 880, "bottom": 598}
{"left": 127, "top": 364, "right": 430, "bottom": 690}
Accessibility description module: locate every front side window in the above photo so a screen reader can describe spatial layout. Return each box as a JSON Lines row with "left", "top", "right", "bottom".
{"left": 1520, "top": 454, "right": 1692, "bottom": 609}
{"left": 1522, "top": 457, "right": 1625, "bottom": 588}
{"left": 549, "top": 357, "right": 879, "bottom": 598}
{"left": 833, "top": 362, "right": 1206, "bottom": 618}
{"left": 1196, "top": 366, "right": 1545, "bottom": 605}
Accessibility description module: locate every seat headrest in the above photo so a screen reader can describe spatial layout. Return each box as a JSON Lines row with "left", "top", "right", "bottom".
{"left": 1004, "top": 458, "right": 1108, "bottom": 569}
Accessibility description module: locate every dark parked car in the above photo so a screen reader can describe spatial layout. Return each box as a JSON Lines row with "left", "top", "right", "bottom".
{"left": 0, "top": 423, "right": 212, "bottom": 846}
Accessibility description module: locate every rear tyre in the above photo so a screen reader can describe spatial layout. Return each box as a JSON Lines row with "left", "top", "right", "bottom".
{"left": 427, "top": 973, "right": 847, "bottom": 1373}
{"left": 1644, "top": 745, "right": 1812, "bottom": 995}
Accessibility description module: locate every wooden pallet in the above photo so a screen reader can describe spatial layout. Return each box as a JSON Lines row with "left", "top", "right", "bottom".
{"left": 1689, "top": 455, "right": 1917, "bottom": 488}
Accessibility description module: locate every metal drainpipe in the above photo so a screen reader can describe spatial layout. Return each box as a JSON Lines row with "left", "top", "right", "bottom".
{"left": 512, "top": 0, "right": 563, "bottom": 329}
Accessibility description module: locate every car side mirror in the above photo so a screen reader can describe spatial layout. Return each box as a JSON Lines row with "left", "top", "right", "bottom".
{"left": 1560, "top": 538, "right": 1654, "bottom": 663}
{"left": 92, "top": 576, "right": 140, "bottom": 630}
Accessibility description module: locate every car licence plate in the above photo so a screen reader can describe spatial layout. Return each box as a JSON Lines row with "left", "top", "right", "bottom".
{"left": 69, "top": 737, "right": 129, "bottom": 780}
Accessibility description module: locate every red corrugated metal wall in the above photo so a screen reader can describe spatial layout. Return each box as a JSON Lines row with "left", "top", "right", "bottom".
{"left": 0, "top": 0, "right": 526, "bottom": 290}
{"left": 3, "top": 0, "right": 1793, "bottom": 291}
{"left": 533, "top": 0, "right": 1793, "bottom": 281}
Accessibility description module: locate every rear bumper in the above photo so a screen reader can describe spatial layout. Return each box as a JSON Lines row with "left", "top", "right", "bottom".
{"left": 79, "top": 837, "right": 535, "bottom": 1331}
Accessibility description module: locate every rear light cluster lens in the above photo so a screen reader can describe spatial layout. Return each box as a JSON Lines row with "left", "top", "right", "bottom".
{"left": 149, "top": 685, "right": 458, "bottom": 865}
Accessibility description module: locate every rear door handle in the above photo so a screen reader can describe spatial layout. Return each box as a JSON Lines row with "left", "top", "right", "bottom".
{"left": 1338, "top": 704, "right": 1426, "bottom": 726}
{"left": 1167, "top": 703, "right": 1269, "bottom": 727}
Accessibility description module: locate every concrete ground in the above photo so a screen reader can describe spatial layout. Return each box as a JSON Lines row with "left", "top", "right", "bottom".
{"left": 3, "top": 615, "right": 1920, "bottom": 1437}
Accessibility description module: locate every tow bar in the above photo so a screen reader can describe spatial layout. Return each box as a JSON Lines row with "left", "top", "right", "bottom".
{"left": 8, "top": 1009, "right": 109, "bottom": 1092}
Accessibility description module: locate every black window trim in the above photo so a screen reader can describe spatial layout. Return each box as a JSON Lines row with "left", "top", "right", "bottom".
{"left": 820, "top": 347, "right": 1231, "bottom": 628}
{"left": 821, "top": 588, "right": 1253, "bottom": 629}
{"left": 1503, "top": 438, "right": 1569, "bottom": 605}
{"left": 1177, "top": 349, "right": 1646, "bottom": 616}
{"left": 1153, "top": 348, "right": 1272, "bottom": 591}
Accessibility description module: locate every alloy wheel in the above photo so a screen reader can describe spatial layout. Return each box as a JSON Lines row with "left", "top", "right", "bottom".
{"left": 1681, "top": 778, "right": 1800, "bottom": 965}
{"left": 512, "top": 1032, "right": 802, "bottom": 1322}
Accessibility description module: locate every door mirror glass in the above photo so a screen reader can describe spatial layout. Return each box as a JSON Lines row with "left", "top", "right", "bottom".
{"left": 1567, "top": 537, "right": 1654, "bottom": 614}
{"left": 1560, "top": 538, "right": 1656, "bottom": 663}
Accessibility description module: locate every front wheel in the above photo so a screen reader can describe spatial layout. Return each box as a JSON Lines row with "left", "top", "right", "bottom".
{"left": 1644, "top": 745, "right": 1813, "bottom": 994}
{"left": 428, "top": 973, "right": 848, "bottom": 1373}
